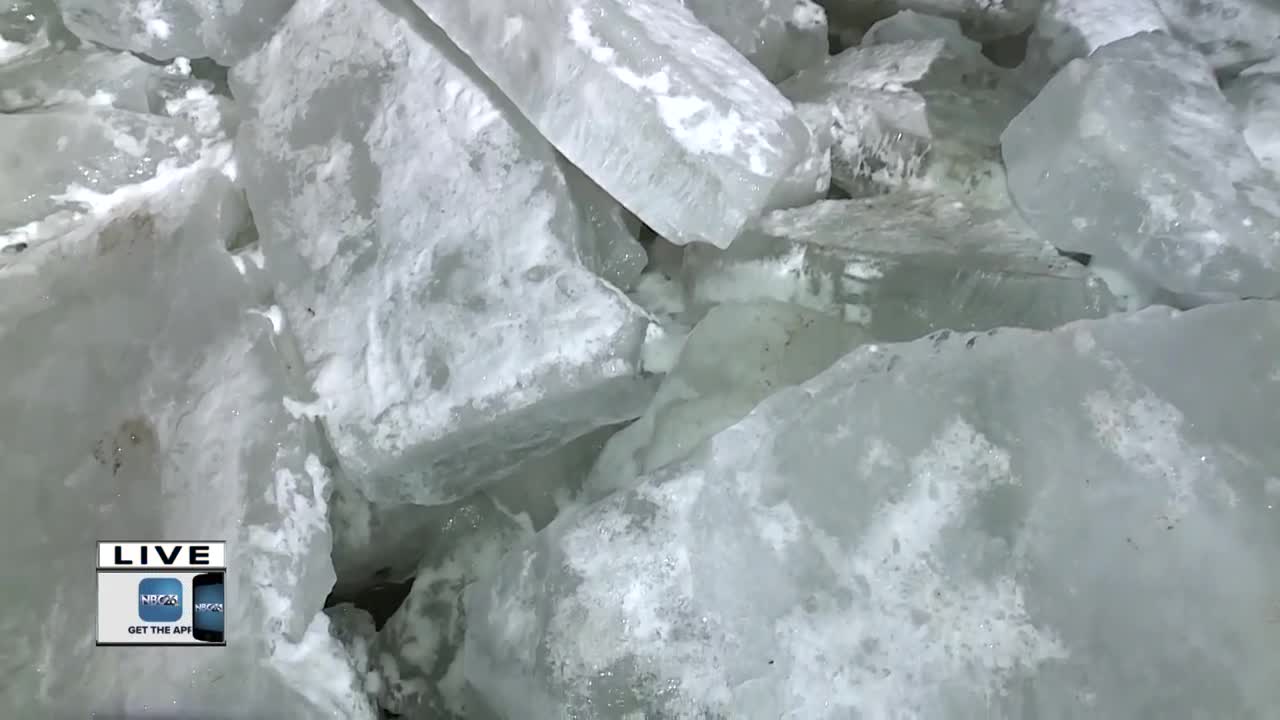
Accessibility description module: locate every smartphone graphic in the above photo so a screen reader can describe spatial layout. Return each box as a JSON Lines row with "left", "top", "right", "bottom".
{"left": 191, "top": 572, "right": 225, "bottom": 644}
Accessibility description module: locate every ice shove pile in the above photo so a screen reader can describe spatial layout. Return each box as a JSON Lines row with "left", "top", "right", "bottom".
{"left": 467, "top": 301, "right": 1280, "bottom": 719}
{"left": 2, "top": 0, "right": 1280, "bottom": 717}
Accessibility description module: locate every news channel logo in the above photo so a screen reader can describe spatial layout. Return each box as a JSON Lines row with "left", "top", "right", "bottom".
{"left": 137, "top": 577, "right": 183, "bottom": 622}
{"left": 96, "top": 542, "right": 228, "bottom": 646}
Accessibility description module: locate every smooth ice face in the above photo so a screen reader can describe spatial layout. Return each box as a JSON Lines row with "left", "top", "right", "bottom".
{"left": 408, "top": 0, "right": 810, "bottom": 248}
{"left": 1002, "top": 32, "right": 1280, "bottom": 300}
{"left": 586, "top": 301, "right": 869, "bottom": 499}
{"left": 683, "top": 195, "right": 1119, "bottom": 341}
{"left": 682, "top": 0, "right": 828, "bottom": 82}
{"left": 1023, "top": 0, "right": 1168, "bottom": 84}
{"left": 466, "top": 301, "right": 1280, "bottom": 719}
{"left": 57, "top": 0, "right": 295, "bottom": 65}
{"left": 780, "top": 37, "right": 1028, "bottom": 204}
{"left": 1225, "top": 60, "right": 1280, "bottom": 178}
{"left": 1153, "top": 0, "right": 1280, "bottom": 71}
{"left": 0, "top": 172, "right": 371, "bottom": 716}
{"left": 232, "top": 0, "right": 654, "bottom": 507}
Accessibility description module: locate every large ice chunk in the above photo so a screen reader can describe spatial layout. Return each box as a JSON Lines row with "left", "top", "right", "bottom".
{"left": 407, "top": 0, "right": 810, "bottom": 248}
{"left": 683, "top": 195, "right": 1119, "bottom": 340}
{"left": 1153, "top": 0, "right": 1280, "bottom": 71}
{"left": 586, "top": 301, "right": 869, "bottom": 499}
{"left": 466, "top": 300, "right": 1280, "bottom": 719}
{"left": 682, "top": 0, "right": 828, "bottom": 82}
{"left": 780, "top": 37, "right": 1028, "bottom": 204}
{"left": 1002, "top": 32, "right": 1280, "bottom": 301}
{"left": 56, "top": 0, "right": 295, "bottom": 65}
{"left": 0, "top": 170, "right": 372, "bottom": 716}
{"left": 231, "top": 0, "right": 654, "bottom": 507}
{"left": 1225, "top": 59, "right": 1280, "bottom": 178}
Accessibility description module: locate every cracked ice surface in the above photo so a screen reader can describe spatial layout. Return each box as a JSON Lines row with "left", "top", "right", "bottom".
{"left": 408, "top": 0, "right": 810, "bottom": 247}
{"left": 232, "top": 0, "right": 654, "bottom": 506}
{"left": 466, "top": 301, "right": 1280, "bottom": 719}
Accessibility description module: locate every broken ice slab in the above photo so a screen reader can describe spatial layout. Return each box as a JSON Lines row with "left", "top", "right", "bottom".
{"left": 408, "top": 0, "right": 810, "bottom": 248}
{"left": 682, "top": 195, "right": 1120, "bottom": 342}
{"left": 820, "top": 0, "right": 1041, "bottom": 40}
{"left": 466, "top": 300, "right": 1280, "bottom": 720}
{"left": 780, "top": 35, "right": 1029, "bottom": 204}
{"left": 1153, "top": 0, "right": 1280, "bottom": 71}
{"left": 1002, "top": 32, "right": 1280, "bottom": 301}
{"left": 1022, "top": 0, "right": 1168, "bottom": 86}
{"left": 0, "top": 171, "right": 372, "bottom": 717}
{"left": 682, "top": 0, "right": 828, "bottom": 82}
{"left": 232, "top": 0, "right": 655, "bottom": 507}
{"left": 373, "top": 492, "right": 530, "bottom": 720}
{"left": 1224, "top": 59, "right": 1280, "bottom": 178}
{"left": 586, "top": 301, "right": 869, "bottom": 499}
{"left": 57, "top": 0, "right": 295, "bottom": 65}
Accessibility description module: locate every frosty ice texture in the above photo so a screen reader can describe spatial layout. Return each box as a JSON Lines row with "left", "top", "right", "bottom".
{"left": 682, "top": 0, "right": 828, "bottom": 82}
{"left": 683, "top": 195, "right": 1119, "bottom": 340}
{"left": 466, "top": 301, "right": 1280, "bottom": 719}
{"left": 57, "top": 0, "right": 295, "bottom": 65}
{"left": 1003, "top": 32, "right": 1280, "bottom": 300}
{"left": 407, "top": 0, "right": 810, "bottom": 247}
{"left": 0, "top": 169, "right": 370, "bottom": 717}
{"left": 781, "top": 36, "right": 1027, "bottom": 203}
{"left": 232, "top": 0, "right": 654, "bottom": 506}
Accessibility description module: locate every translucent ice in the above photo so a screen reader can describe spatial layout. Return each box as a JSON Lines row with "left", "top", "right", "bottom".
{"left": 780, "top": 37, "right": 1028, "bottom": 203}
{"left": 1153, "top": 0, "right": 1280, "bottom": 71}
{"left": 586, "top": 301, "right": 869, "bottom": 499}
{"left": 466, "top": 300, "right": 1280, "bottom": 719}
{"left": 57, "top": 0, "right": 295, "bottom": 65}
{"left": 1002, "top": 32, "right": 1280, "bottom": 301}
{"left": 408, "top": 0, "right": 810, "bottom": 248}
{"left": 683, "top": 195, "right": 1119, "bottom": 341}
{"left": 682, "top": 0, "right": 828, "bottom": 82}
{"left": 0, "top": 172, "right": 371, "bottom": 716}
{"left": 232, "top": 0, "right": 655, "bottom": 506}
{"left": 1225, "top": 59, "right": 1280, "bottom": 178}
